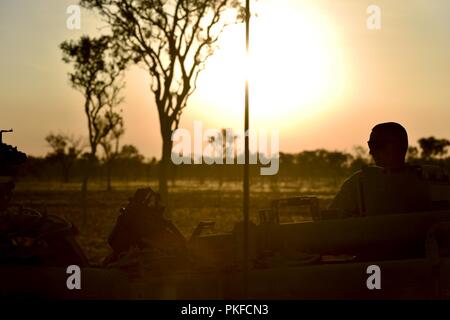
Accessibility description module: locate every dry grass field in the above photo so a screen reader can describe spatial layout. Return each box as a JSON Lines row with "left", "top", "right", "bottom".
{"left": 12, "top": 179, "right": 339, "bottom": 265}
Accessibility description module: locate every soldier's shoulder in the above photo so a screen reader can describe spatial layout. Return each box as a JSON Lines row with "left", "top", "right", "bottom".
{"left": 342, "top": 169, "right": 365, "bottom": 184}
{"left": 347, "top": 166, "right": 370, "bottom": 181}
{"left": 341, "top": 166, "right": 386, "bottom": 187}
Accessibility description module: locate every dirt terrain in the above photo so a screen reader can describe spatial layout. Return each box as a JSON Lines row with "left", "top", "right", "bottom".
{"left": 12, "top": 179, "right": 338, "bottom": 265}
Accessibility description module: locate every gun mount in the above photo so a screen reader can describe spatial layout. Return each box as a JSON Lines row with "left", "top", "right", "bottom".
{"left": 0, "top": 129, "right": 13, "bottom": 144}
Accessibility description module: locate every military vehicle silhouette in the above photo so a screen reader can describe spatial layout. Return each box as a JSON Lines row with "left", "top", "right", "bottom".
{"left": 1, "top": 132, "right": 450, "bottom": 299}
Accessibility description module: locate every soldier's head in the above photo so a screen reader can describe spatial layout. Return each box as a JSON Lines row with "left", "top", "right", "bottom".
{"left": 368, "top": 122, "right": 408, "bottom": 168}
{"left": 0, "top": 134, "right": 28, "bottom": 211}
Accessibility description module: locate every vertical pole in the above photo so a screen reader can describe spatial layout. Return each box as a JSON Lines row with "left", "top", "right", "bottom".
{"left": 243, "top": 0, "right": 250, "bottom": 299}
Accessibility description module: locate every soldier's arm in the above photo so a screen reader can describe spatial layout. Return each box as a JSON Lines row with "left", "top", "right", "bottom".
{"left": 329, "top": 174, "right": 360, "bottom": 217}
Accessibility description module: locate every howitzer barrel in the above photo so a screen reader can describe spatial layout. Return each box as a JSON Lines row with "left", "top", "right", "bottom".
{"left": 261, "top": 210, "right": 450, "bottom": 260}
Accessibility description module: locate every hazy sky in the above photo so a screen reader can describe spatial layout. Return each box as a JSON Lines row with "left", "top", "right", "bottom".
{"left": 1, "top": 0, "right": 450, "bottom": 158}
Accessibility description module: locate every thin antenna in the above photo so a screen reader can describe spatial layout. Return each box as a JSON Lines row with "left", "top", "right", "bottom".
{"left": 243, "top": 0, "right": 251, "bottom": 299}
{"left": 0, "top": 129, "right": 13, "bottom": 144}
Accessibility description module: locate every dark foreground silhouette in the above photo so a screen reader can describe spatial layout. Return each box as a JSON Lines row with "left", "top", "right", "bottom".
{"left": 1, "top": 126, "right": 450, "bottom": 299}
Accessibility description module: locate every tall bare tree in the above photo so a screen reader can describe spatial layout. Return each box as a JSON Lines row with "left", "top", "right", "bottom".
{"left": 80, "top": 0, "right": 245, "bottom": 204}
{"left": 60, "top": 35, "right": 127, "bottom": 222}
{"left": 100, "top": 116, "right": 125, "bottom": 191}
{"left": 60, "top": 35, "right": 126, "bottom": 189}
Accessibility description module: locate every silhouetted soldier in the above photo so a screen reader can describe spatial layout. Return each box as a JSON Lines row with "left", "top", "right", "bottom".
{"left": 329, "top": 122, "right": 435, "bottom": 217}
{"left": 0, "top": 130, "right": 89, "bottom": 267}
{"left": 0, "top": 130, "right": 27, "bottom": 212}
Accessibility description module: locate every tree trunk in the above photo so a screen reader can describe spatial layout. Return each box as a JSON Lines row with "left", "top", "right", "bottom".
{"left": 159, "top": 134, "right": 172, "bottom": 214}
{"left": 62, "top": 165, "right": 68, "bottom": 183}
{"left": 171, "top": 164, "right": 177, "bottom": 187}
{"left": 62, "top": 162, "right": 71, "bottom": 183}
{"left": 106, "top": 160, "right": 112, "bottom": 191}
{"left": 81, "top": 154, "right": 95, "bottom": 226}
{"left": 81, "top": 174, "right": 89, "bottom": 227}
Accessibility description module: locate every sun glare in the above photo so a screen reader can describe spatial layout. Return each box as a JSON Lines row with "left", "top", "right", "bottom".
{"left": 190, "top": 0, "right": 348, "bottom": 132}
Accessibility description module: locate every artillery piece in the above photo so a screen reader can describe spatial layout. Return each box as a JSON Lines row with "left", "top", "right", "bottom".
{"left": 127, "top": 165, "right": 450, "bottom": 299}
{"left": 1, "top": 129, "right": 450, "bottom": 299}
{"left": 121, "top": 212, "right": 448, "bottom": 299}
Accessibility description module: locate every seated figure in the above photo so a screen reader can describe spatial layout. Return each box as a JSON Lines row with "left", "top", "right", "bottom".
{"left": 329, "top": 122, "right": 449, "bottom": 217}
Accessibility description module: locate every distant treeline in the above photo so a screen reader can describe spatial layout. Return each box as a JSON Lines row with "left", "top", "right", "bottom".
{"left": 16, "top": 136, "right": 450, "bottom": 186}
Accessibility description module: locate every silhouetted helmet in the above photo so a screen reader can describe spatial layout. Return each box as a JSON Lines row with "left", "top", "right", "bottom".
{"left": 0, "top": 143, "right": 27, "bottom": 176}
{"left": 0, "top": 138, "right": 27, "bottom": 211}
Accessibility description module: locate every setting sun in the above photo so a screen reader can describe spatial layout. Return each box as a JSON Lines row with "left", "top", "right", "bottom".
{"left": 190, "top": 0, "right": 348, "bottom": 131}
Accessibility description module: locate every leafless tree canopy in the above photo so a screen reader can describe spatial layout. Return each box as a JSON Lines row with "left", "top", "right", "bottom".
{"left": 80, "top": 0, "right": 245, "bottom": 133}
{"left": 60, "top": 35, "right": 127, "bottom": 156}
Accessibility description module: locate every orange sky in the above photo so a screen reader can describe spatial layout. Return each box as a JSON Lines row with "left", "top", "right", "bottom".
{"left": 1, "top": 0, "right": 450, "bottom": 158}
